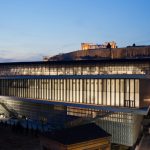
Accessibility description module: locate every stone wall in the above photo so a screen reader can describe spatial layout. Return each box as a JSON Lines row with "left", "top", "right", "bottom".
{"left": 49, "top": 46, "right": 150, "bottom": 61}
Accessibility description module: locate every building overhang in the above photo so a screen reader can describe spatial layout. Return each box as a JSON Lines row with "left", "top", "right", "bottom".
{"left": 0, "top": 74, "right": 150, "bottom": 80}
{"left": 0, "top": 96, "right": 149, "bottom": 115}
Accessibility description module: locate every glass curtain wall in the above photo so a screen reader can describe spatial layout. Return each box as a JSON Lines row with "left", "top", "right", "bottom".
{"left": 0, "top": 62, "right": 149, "bottom": 76}
{"left": 0, "top": 78, "right": 139, "bottom": 108}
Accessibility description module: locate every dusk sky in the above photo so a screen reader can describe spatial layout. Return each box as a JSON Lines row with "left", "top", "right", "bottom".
{"left": 0, "top": 0, "right": 150, "bottom": 62}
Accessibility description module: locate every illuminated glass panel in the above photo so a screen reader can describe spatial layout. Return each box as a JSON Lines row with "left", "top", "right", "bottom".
{"left": 107, "top": 79, "right": 111, "bottom": 105}
{"left": 95, "top": 79, "right": 98, "bottom": 104}
{"left": 120, "top": 79, "right": 124, "bottom": 106}
{"left": 102, "top": 79, "right": 107, "bottom": 105}
{"left": 79, "top": 79, "right": 83, "bottom": 103}
{"left": 87, "top": 79, "right": 90, "bottom": 104}
{"left": 135, "top": 79, "right": 139, "bottom": 107}
{"left": 111, "top": 79, "right": 115, "bottom": 106}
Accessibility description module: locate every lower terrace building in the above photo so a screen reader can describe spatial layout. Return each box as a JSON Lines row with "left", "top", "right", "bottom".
{"left": 40, "top": 123, "right": 111, "bottom": 150}
{"left": 0, "top": 55, "right": 150, "bottom": 146}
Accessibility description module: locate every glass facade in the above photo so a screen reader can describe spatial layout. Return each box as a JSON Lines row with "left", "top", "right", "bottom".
{"left": 0, "top": 78, "right": 139, "bottom": 108}
{"left": 0, "top": 97, "right": 68, "bottom": 129}
{"left": 97, "top": 112, "right": 143, "bottom": 146}
{"left": 66, "top": 106, "right": 143, "bottom": 146}
{"left": 0, "top": 59, "right": 149, "bottom": 146}
{"left": 0, "top": 61, "right": 149, "bottom": 76}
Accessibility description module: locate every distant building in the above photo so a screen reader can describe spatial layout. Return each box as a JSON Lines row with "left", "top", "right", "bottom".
{"left": 40, "top": 123, "right": 111, "bottom": 150}
{"left": 81, "top": 41, "right": 117, "bottom": 50}
{"left": 81, "top": 43, "right": 105, "bottom": 50}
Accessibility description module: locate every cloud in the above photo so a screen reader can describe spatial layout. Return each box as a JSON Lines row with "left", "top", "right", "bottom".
{"left": 0, "top": 50, "right": 44, "bottom": 62}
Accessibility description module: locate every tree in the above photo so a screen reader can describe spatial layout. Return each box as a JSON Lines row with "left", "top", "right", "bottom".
{"left": 132, "top": 43, "right": 136, "bottom": 47}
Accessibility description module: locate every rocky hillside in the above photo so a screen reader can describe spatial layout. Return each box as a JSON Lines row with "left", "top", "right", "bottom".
{"left": 49, "top": 46, "right": 150, "bottom": 61}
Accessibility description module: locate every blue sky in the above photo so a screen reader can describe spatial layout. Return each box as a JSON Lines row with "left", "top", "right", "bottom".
{"left": 0, "top": 0, "right": 150, "bottom": 62}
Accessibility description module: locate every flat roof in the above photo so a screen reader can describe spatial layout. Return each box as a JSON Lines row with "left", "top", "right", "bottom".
{"left": 0, "top": 57, "right": 150, "bottom": 66}
{"left": 1, "top": 96, "right": 149, "bottom": 115}
{"left": 44, "top": 123, "right": 110, "bottom": 145}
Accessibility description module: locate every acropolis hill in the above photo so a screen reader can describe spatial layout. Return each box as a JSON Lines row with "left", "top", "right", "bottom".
{"left": 49, "top": 46, "right": 150, "bottom": 61}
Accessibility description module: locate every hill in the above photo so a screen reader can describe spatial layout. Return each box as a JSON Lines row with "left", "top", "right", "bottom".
{"left": 49, "top": 46, "right": 150, "bottom": 61}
